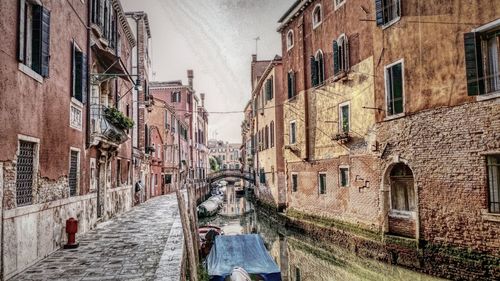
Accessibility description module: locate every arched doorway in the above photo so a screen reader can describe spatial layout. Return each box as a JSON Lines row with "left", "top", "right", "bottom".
{"left": 384, "top": 162, "right": 418, "bottom": 239}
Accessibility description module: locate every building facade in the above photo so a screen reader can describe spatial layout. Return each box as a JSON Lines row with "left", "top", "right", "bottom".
{"left": 250, "top": 56, "right": 286, "bottom": 208}
{"left": 208, "top": 140, "right": 241, "bottom": 171}
{"left": 0, "top": 0, "right": 142, "bottom": 278}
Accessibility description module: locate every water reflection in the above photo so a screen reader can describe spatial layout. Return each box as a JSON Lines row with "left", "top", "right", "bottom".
{"left": 200, "top": 186, "right": 444, "bottom": 281}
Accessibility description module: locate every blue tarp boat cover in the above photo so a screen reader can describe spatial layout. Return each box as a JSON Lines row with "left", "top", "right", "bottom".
{"left": 207, "top": 234, "right": 282, "bottom": 281}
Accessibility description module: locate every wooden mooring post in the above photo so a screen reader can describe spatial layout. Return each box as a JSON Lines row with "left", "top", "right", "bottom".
{"left": 176, "top": 186, "right": 198, "bottom": 281}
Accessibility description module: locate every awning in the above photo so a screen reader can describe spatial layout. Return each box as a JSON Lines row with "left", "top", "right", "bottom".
{"left": 91, "top": 44, "right": 133, "bottom": 83}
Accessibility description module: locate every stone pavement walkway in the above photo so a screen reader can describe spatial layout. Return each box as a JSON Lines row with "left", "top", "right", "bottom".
{"left": 10, "top": 194, "right": 184, "bottom": 281}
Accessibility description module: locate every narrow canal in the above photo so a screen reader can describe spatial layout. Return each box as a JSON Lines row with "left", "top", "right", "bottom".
{"left": 199, "top": 184, "right": 445, "bottom": 281}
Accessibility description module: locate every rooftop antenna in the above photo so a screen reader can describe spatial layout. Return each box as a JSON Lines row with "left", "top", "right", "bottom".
{"left": 254, "top": 36, "right": 260, "bottom": 57}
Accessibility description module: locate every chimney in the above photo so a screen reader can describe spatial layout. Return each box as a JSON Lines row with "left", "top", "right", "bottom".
{"left": 187, "top": 69, "right": 194, "bottom": 89}
{"left": 200, "top": 93, "right": 205, "bottom": 107}
{"left": 252, "top": 54, "right": 257, "bottom": 62}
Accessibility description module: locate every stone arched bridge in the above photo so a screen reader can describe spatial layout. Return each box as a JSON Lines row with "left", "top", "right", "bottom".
{"left": 207, "top": 169, "right": 255, "bottom": 184}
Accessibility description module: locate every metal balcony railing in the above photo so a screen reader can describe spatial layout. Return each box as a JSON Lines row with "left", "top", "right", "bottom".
{"left": 90, "top": 104, "right": 128, "bottom": 145}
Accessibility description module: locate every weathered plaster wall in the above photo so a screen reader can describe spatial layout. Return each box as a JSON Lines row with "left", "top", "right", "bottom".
{"left": 3, "top": 194, "right": 97, "bottom": 279}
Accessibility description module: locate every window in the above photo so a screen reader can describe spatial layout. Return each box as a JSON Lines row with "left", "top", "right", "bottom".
{"left": 464, "top": 24, "right": 500, "bottom": 96}
{"left": 340, "top": 166, "right": 349, "bottom": 187}
{"left": 270, "top": 121, "right": 275, "bottom": 148}
{"left": 289, "top": 121, "right": 297, "bottom": 144}
{"left": 265, "top": 77, "right": 274, "bottom": 101}
{"left": 487, "top": 155, "right": 500, "bottom": 213}
{"left": 311, "top": 50, "right": 324, "bottom": 87}
{"left": 390, "top": 163, "right": 415, "bottom": 212}
{"left": 339, "top": 102, "right": 350, "bottom": 133}
{"left": 165, "top": 111, "right": 169, "bottom": 129}
{"left": 375, "top": 0, "right": 401, "bottom": 27}
{"left": 116, "top": 159, "right": 121, "bottom": 187}
{"left": 18, "top": 0, "right": 51, "bottom": 77}
{"left": 91, "top": 0, "right": 117, "bottom": 47}
{"left": 333, "top": 34, "right": 349, "bottom": 76}
{"left": 68, "top": 150, "right": 79, "bottom": 196}
{"left": 16, "top": 140, "right": 37, "bottom": 206}
{"left": 318, "top": 173, "right": 326, "bottom": 194}
{"left": 287, "top": 71, "right": 296, "bottom": 99}
{"left": 171, "top": 91, "right": 181, "bottom": 103}
{"left": 72, "top": 42, "right": 88, "bottom": 103}
{"left": 295, "top": 267, "right": 301, "bottom": 281}
{"left": 165, "top": 174, "right": 172, "bottom": 184}
{"left": 312, "top": 4, "right": 322, "bottom": 29}
{"left": 287, "top": 29, "right": 294, "bottom": 50}
{"left": 292, "top": 174, "right": 298, "bottom": 192}
{"left": 260, "top": 168, "right": 266, "bottom": 184}
{"left": 334, "top": 0, "right": 346, "bottom": 10}
{"left": 385, "top": 60, "right": 404, "bottom": 116}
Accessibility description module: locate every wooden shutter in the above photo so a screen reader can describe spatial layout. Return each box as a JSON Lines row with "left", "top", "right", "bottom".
{"left": 375, "top": 0, "right": 384, "bottom": 26}
{"left": 287, "top": 72, "right": 292, "bottom": 99}
{"left": 99, "top": 0, "right": 104, "bottom": 26}
{"left": 40, "top": 6, "right": 50, "bottom": 77}
{"left": 81, "top": 53, "right": 88, "bottom": 103}
{"left": 464, "top": 32, "right": 485, "bottom": 96}
{"left": 75, "top": 48, "right": 82, "bottom": 101}
{"left": 18, "top": 0, "right": 26, "bottom": 62}
{"left": 269, "top": 78, "right": 274, "bottom": 99}
{"left": 333, "top": 40, "right": 340, "bottom": 75}
{"left": 310, "top": 56, "right": 318, "bottom": 86}
{"left": 32, "top": 5, "right": 43, "bottom": 74}
{"left": 291, "top": 72, "right": 295, "bottom": 97}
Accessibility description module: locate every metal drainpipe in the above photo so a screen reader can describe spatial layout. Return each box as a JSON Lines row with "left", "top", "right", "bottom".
{"left": 86, "top": 0, "right": 92, "bottom": 149}
{"left": 302, "top": 18, "right": 310, "bottom": 161}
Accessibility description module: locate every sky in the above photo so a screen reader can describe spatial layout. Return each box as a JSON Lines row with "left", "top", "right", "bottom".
{"left": 121, "top": 0, "right": 295, "bottom": 143}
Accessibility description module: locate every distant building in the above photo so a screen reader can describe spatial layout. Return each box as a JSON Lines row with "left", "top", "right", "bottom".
{"left": 208, "top": 140, "right": 241, "bottom": 170}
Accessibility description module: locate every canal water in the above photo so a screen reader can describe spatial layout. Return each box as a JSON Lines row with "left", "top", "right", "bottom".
{"left": 199, "top": 185, "right": 445, "bottom": 281}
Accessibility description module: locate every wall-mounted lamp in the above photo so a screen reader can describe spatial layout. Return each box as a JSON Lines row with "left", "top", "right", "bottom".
{"left": 134, "top": 78, "right": 143, "bottom": 91}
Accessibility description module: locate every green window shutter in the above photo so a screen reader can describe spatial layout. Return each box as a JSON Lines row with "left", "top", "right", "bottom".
{"left": 40, "top": 7, "right": 50, "bottom": 77}
{"left": 269, "top": 78, "right": 273, "bottom": 100}
{"left": 375, "top": 0, "right": 384, "bottom": 26}
{"left": 464, "top": 32, "right": 485, "bottom": 96}
{"left": 75, "top": 50, "right": 83, "bottom": 102}
{"left": 287, "top": 72, "right": 292, "bottom": 99}
{"left": 333, "top": 40, "right": 340, "bottom": 75}
{"left": 291, "top": 72, "right": 295, "bottom": 97}
{"left": 392, "top": 63, "right": 403, "bottom": 114}
{"left": 81, "top": 53, "right": 88, "bottom": 103}
{"left": 18, "top": 0, "right": 26, "bottom": 62}
{"left": 310, "top": 56, "right": 318, "bottom": 86}
{"left": 318, "top": 53, "right": 323, "bottom": 83}
{"left": 31, "top": 5, "right": 43, "bottom": 74}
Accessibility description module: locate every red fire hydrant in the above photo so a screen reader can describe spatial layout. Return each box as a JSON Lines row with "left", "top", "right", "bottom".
{"left": 64, "top": 218, "right": 79, "bottom": 249}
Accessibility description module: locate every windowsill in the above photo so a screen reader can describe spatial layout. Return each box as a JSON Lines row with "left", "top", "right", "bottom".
{"left": 71, "top": 97, "right": 84, "bottom": 108}
{"left": 313, "top": 22, "right": 322, "bottom": 30}
{"left": 382, "top": 16, "right": 401, "bottom": 30}
{"left": 389, "top": 209, "right": 415, "bottom": 219}
{"left": 334, "top": 1, "right": 346, "bottom": 11}
{"left": 476, "top": 91, "right": 500, "bottom": 101}
{"left": 18, "top": 63, "right": 43, "bottom": 84}
{"left": 287, "top": 45, "right": 294, "bottom": 52}
{"left": 383, "top": 112, "right": 406, "bottom": 122}
{"left": 287, "top": 95, "right": 298, "bottom": 102}
{"left": 481, "top": 210, "right": 500, "bottom": 223}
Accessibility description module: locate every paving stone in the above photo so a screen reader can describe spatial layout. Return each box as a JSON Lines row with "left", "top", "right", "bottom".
{"left": 10, "top": 194, "right": 184, "bottom": 281}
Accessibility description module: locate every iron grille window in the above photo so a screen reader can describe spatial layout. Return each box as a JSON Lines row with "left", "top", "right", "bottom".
{"left": 16, "top": 141, "right": 36, "bottom": 206}
{"left": 487, "top": 155, "right": 500, "bottom": 213}
{"left": 69, "top": 151, "right": 79, "bottom": 197}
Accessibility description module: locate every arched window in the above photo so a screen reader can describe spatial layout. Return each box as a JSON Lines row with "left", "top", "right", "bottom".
{"left": 333, "top": 34, "right": 349, "bottom": 76}
{"left": 390, "top": 163, "right": 415, "bottom": 212}
{"left": 311, "top": 50, "right": 325, "bottom": 86}
{"left": 287, "top": 29, "right": 294, "bottom": 50}
{"left": 312, "top": 4, "right": 322, "bottom": 28}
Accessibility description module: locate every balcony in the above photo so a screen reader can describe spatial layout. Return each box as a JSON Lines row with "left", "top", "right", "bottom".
{"left": 90, "top": 105, "right": 129, "bottom": 147}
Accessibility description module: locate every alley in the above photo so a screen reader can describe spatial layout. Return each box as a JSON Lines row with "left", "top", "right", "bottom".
{"left": 10, "top": 195, "right": 184, "bottom": 281}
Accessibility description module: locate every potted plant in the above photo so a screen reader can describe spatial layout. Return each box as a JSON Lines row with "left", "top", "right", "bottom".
{"left": 104, "top": 107, "right": 134, "bottom": 130}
